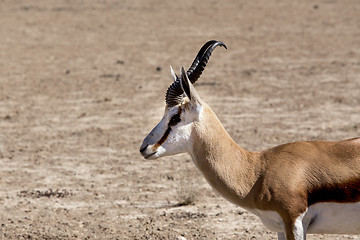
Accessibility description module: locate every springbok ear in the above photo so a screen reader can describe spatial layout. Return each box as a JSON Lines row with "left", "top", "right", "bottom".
{"left": 180, "top": 67, "right": 201, "bottom": 105}
{"left": 169, "top": 65, "right": 177, "bottom": 82}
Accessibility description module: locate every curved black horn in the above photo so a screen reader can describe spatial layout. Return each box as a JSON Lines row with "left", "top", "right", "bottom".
{"left": 165, "top": 40, "right": 226, "bottom": 107}
{"left": 187, "top": 40, "right": 227, "bottom": 83}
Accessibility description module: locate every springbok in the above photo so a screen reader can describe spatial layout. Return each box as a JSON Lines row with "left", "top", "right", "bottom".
{"left": 139, "top": 40, "right": 360, "bottom": 240}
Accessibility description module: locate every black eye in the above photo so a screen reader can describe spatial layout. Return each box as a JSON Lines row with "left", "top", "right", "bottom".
{"left": 169, "top": 113, "right": 181, "bottom": 126}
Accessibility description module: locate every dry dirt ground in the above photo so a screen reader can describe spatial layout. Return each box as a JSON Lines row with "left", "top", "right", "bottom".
{"left": 0, "top": 0, "right": 359, "bottom": 239}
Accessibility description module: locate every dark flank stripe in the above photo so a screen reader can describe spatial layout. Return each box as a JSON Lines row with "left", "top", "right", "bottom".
{"left": 308, "top": 177, "right": 360, "bottom": 206}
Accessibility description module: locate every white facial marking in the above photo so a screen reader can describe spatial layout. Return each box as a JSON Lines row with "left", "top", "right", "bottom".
{"left": 140, "top": 104, "right": 199, "bottom": 160}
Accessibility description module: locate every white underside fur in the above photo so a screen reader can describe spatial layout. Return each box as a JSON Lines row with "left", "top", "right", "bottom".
{"left": 306, "top": 202, "right": 360, "bottom": 234}
{"left": 251, "top": 202, "right": 360, "bottom": 238}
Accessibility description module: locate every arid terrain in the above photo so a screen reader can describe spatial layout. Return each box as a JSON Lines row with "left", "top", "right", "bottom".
{"left": 0, "top": 0, "right": 359, "bottom": 239}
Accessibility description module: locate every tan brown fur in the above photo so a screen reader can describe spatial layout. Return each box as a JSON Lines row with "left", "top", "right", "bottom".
{"left": 189, "top": 103, "right": 360, "bottom": 240}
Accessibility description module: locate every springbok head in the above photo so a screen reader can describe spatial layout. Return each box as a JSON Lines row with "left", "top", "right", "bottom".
{"left": 140, "top": 40, "right": 227, "bottom": 159}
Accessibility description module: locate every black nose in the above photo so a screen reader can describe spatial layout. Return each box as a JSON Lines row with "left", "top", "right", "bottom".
{"left": 139, "top": 145, "right": 148, "bottom": 153}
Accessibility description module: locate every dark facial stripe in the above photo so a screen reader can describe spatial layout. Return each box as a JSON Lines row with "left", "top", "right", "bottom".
{"left": 307, "top": 177, "right": 360, "bottom": 205}
{"left": 152, "top": 108, "right": 182, "bottom": 151}
{"left": 153, "top": 127, "right": 171, "bottom": 150}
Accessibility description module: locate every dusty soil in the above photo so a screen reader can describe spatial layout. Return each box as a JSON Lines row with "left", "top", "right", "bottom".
{"left": 0, "top": 0, "right": 359, "bottom": 239}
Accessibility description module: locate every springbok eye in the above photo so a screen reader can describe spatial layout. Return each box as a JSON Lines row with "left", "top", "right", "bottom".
{"left": 169, "top": 113, "right": 181, "bottom": 126}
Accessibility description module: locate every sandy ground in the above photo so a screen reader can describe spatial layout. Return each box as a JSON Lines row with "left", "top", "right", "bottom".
{"left": 0, "top": 0, "right": 359, "bottom": 239}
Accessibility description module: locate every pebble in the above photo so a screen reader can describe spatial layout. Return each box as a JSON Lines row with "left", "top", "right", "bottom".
{"left": 175, "top": 236, "right": 187, "bottom": 240}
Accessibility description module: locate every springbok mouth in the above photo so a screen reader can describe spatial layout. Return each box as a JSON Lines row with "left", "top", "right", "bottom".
{"left": 139, "top": 144, "right": 148, "bottom": 153}
{"left": 144, "top": 151, "right": 157, "bottom": 159}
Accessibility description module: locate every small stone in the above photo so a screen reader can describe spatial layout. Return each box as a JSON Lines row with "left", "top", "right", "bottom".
{"left": 175, "top": 237, "right": 186, "bottom": 240}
